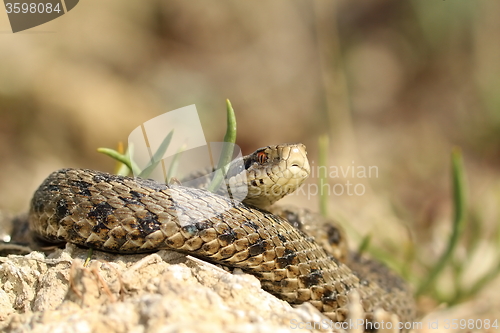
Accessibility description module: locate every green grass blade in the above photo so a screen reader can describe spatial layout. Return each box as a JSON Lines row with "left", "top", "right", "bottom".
{"left": 97, "top": 148, "right": 138, "bottom": 175}
{"left": 138, "top": 130, "right": 174, "bottom": 179}
{"left": 116, "top": 158, "right": 131, "bottom": 176}
{"left": 98, "top": 144, "right": 142, "bottom": 176}
{"left": 357, "top": 234, "right": 371, "bottom": 255}
{"left": 116, "top": 143, "right": 133, "bottom": 176}
{"left": 207, "top": 99, "right": 237, "bottom": 193}
{"left": 416, "top": 147, "right": 467, "bottom": 296}
{"left": 97, "top": 147, "right": 131, "bottom": 170}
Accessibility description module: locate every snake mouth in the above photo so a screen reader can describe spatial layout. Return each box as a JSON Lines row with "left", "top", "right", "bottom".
{"left": 289, "top": 163, "right": 307, "bottom": 176}
{"left": 286, "top": 145, "right": 310, "bottom": 178}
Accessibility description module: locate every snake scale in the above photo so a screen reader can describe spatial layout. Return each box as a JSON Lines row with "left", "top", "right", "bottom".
{"left": 29, "top": 143, "right": 416, "bottom": 329}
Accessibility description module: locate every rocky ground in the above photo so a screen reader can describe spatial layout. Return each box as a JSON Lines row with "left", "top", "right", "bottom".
{"left": 0, "top": 243, "right": 498, "bottom": 333}
{"left": 0, "top": 245, "right": 340, "bottom": 333}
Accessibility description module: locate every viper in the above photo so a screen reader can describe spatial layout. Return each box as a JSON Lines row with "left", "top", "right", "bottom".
{"left": 28, "top": 143, "right": 416, "bottom": 329}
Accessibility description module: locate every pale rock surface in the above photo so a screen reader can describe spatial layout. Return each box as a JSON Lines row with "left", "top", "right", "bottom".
{"left": 0, "top": 244, "right": 341, "bottom": 333}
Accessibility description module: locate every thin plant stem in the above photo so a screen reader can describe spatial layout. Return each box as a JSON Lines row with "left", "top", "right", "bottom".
{"left": 416, "top": 147, "right": 467, "bottom": 296}
{"left": 207, "top": 99, "right": 237, "bottom": 193}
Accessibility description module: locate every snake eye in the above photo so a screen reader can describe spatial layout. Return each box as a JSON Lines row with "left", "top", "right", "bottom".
{"left": 256, "top": 151, "right": 267, "bottom": 164}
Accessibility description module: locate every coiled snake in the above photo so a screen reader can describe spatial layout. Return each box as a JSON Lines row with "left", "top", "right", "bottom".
{"left": 29, "top": 143, "right": 416, "bottom": 329}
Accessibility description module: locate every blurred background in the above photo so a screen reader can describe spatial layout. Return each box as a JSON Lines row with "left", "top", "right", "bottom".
{"left": 1, "top": 0, "right": 499, "bottom": 329}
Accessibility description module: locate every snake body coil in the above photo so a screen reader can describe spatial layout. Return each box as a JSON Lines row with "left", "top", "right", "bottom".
{"left": 29, "top": 144, "right": 416, "bottom": 328}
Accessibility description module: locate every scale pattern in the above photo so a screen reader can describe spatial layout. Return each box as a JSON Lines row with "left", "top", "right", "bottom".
{"left": 29, "top": 168, "right": 416, "bottom": 327}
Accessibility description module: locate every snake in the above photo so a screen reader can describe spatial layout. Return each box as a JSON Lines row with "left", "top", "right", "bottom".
{"left": 28, "top": 143, "right": 416, "bottom": 329}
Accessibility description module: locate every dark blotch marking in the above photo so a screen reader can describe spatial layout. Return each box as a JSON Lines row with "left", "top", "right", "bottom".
{"left": 243, "top": 221, "right": 259, "bottom": 231}
{"left": 276, "top": 248, "right": 297, "bottom": 268}
{"left": 47, "top": 184, "right": 60, "bottom": 192}
{"left": 244, "top": 157, "right": 255, "bottom": 170}
{"left": 195, "top": 222, "right": 211, "bottom": 231}
{"left": 248, "top": 239, "right": 266, "bottom": 256}
{"left": 326, "top": 225, "right": 342, "bottom": 245}
{"left": 130, "top": 190, "right": 145, "bottom": 199}
{"left": 322, "top": 288, "right": 335, "bottom": 299}
{"left": 80, "top": 188, "right": 91, "bottom": 196}
{"left": 128, "top": 232, "right": 142, "bottom": 241}
{"left": 136, "top": 210, "right": 159, "bottom": 235}
{"left": 87, "top": 202, "right": 114, "bottom": 221}
{"left": 55, "top": 199, "right": 69, "bottom": 220}
{"left": 299, "top": 269, "right": 323, "bottom": 287}
{"left": 120, "top": 196, "right": 142, "bottom": 206}
{"left": 321, "top": 294, "right": 338, "bottom": 307}
{"left": 277, "top": 233, "right": 287, "bottom": 243}
{"left": 92, "top": 221, "right": 110, "bottom": 233}
{"left": 218, "top": 230, "right": 236, "bottom": 244}
{"left": 280, "top": 279, "right": 296, "bottom": 288}
{"left": 251, "top": 180, "right": 258, "bottom": 187}
{"left": 71, "top": 180, "right": 91, "bottom": 196}
{"left": 92, "top": 173, "right": 114, "bottom": 183}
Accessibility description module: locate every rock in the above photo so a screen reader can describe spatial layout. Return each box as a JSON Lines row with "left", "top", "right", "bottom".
{"left": 0, "top": 244, "right": 342, "bottom": 333}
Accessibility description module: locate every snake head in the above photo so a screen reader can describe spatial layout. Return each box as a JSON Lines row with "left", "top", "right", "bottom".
{"left": 227, "top": 143, "right": 310, "bottom": 209}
